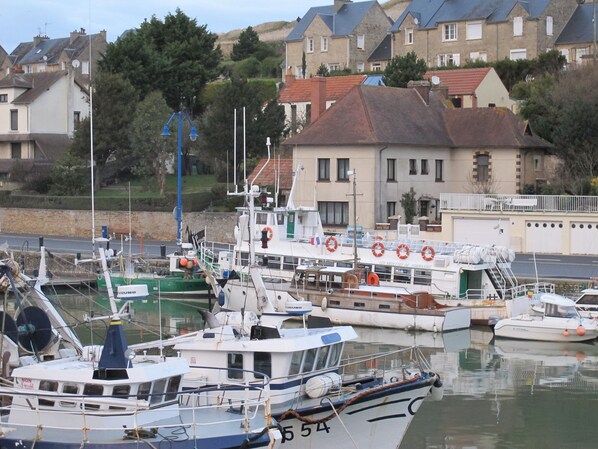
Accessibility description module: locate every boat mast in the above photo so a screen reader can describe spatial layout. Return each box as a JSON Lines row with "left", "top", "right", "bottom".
{"left": 347, "top": 169, "right": 361, "bottom": 270}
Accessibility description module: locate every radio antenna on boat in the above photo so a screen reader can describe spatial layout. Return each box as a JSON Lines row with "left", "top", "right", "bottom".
{"left": 346, "top": 169, "right": 361, "bottom": 270}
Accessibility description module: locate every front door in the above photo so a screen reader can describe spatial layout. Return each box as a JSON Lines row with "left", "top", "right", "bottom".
{"left": 286, "top": 212, "right": 295, "bottom": 238}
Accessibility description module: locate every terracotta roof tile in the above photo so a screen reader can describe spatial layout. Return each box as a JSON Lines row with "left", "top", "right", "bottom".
{"left": 248, "top": 158, "right": 294, "bottom": 190}
{"left": 425, "top": 68, "right": 492, "bottom": 96}
{"left": 279, "top": 75, "right": 367, "bottom": 103}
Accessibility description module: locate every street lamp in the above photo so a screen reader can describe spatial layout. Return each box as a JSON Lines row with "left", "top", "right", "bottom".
{"left": 162, "top": 111, "right": 198, "bottom": 245}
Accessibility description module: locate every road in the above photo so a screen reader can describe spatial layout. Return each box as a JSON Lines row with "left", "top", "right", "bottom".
{"left": 2, "top": 232, "right": 598, "bottom": 281}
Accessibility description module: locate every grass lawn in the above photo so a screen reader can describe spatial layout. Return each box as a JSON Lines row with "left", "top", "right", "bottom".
{"left": 95, "top": 174, "right": 218, "bottom": 199}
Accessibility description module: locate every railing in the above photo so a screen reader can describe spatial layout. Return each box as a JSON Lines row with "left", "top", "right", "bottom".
{"left": 440, "top": 193, "right": 598, "bottom": 213}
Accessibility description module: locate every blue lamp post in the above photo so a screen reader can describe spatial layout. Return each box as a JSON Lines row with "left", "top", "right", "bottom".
{"left": 161, "top": 111, "right": 198, "bottom": 245}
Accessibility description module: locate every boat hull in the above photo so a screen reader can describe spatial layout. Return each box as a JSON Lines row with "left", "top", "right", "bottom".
{"left": 97, "top": 274, "right": 210, "bottom": 299}
{"left": 494, "top": 316, "right": 598, "bottom": 342}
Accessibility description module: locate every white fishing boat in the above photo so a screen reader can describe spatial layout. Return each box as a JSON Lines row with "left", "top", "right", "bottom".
{"left": 490, "top": 292, "right": 598, "bottom": 342}
{"left": 0, "top": 252, "right": 282, "bottom": 449}
{"left": 573, "top": 287, "right": 598, "bottom": 318}
{"left": 198, "top": 163, "right": 553, "bottom": 325}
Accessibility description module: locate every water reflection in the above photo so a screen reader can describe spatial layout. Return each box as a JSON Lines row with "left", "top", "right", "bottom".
{"left": 53, "top": 293, "right": 598, "bottom": 449}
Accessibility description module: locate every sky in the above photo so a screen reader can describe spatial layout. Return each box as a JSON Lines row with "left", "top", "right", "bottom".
{"left": 0, "top": 0, "right": 327, "bottom": 53}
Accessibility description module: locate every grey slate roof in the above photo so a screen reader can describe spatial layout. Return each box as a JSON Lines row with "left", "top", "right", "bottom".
{"left": 392, "top": 0, "right": 551, "bottom": 32}
{"left": 284, "top": 84, "right": 549, "bottom": 150}
{"left": 18, "top": 38, "right": 70, "bottom": 65}
{"left": 286, "top": 1, "right": 378, "bottom": 41}
{"left": 556, "top": 4, "right": 596, "bottom": 45}
{"left": 368, "top": 34, "right": 391, "bottom": 61}
{"left": 0, "top": 72, "right": 67, "bottom": 104}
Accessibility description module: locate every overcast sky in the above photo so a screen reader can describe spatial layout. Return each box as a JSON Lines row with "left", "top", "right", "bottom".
{"left": 0, "top": 0, "right": 326, "bottom": 53}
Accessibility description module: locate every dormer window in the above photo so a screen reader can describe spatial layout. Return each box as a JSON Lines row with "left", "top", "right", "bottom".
{"left": 442, "top": 23, "right": 457, "bottom": 41}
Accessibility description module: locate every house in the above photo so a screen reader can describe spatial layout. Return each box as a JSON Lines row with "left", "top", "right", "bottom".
{"left": 0, "top": 71, "right": 89, "bottom": 180}
{"left": 424, "top": 67, "right": 514, "bottom": 109}
{"left": 1, "top": 29, "right": 107, "bottom": 88}
{"left": 247, "top": 158, "right": 295, "bottom": 206}
{"left": 283, "top": 83, "right": 550, "bottom": 230}
{"left": 555, "top": 3, "right": 598, "bottom": 67}
{"left": 284, "top": 0, "right": 392, "bottom": 80}
{"left": 390, "top": 0, "right": 578, "bottom": 67}
{"left": 0, "top": 45, "right": 7, "bottom": 69}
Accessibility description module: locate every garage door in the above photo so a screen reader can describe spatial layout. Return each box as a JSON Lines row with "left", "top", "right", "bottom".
{"left": 525, "top": 221, "right": 563, "bottom": 254}
{"left": 570, "top": 222, "right": 598, "bottom": 255}
{"left": 453, "top": 218, "right": 510, "bottom": 247}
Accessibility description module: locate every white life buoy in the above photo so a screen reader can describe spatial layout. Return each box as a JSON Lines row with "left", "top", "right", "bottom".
{"left": 321, "top": 297, "right": 328, "bottom": 311}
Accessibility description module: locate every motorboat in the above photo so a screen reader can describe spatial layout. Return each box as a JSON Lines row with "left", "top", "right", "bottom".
{"left": 490, "top": 292, "right": 598, "bottom": 342}
{"left": 573, "top": 288, "right": 598, "bottom": 318}
{"left": 0, "top": 252, "right": 282, "bottom": 449}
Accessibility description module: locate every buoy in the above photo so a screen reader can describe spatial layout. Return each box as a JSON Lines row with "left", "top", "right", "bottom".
{"left": 193, "top": 258, "right": 199, "bottom": 266}
{"left": 563, "top": 329, "right": 570, "bottom": 337}
{"left": 576, "top": 325, "right": 586, "bottom": 336}
{"left": 367, "top": 272, "right": 380, "bottom": 286}
{"left": 431, "top": 377, "right": 444, "bottom": 401}
{"left": 179, "top": 258, "right": 188, "bottom": 267}
{"left": 325, "top": 236, "right": 338, "bottom": 252}
{"left": 421, "top": 246, "right": 435, "bottom": 261}
{"left": 371, "top": 241, "right": 385, "bottom": 257}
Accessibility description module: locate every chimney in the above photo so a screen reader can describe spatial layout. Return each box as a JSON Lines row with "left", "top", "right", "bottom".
{"left": 33, "top": 35, "right": 49, "bottom": 47}
{"left": 284, "top": 68, "right": 295, "bottom": 87}
{"left": 310, "top": 77, "right": 327, "bottom": 123}
{"left": 334, "top": 0, "right": 352, "bottom": 13}
{"left": 408, "top": 80, "right": 431, "bottom": 105}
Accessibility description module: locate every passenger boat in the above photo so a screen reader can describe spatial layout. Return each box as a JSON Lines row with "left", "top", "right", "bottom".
{"left": 197, "top": 163, "right": 552, "bottom": 325}
{"left": 0, "top": 253, "right": 282, "bottom": 449}
{"left": 490, "top": 292, "right": 598, "bottom": 342}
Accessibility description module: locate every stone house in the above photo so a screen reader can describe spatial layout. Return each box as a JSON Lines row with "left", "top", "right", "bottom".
{"left": 390, "top": 0, "right": 578, "bottom": 67}
{"left": 284, "top": 0, "right": 392, "bottom": 81}
{"left": 555, "top": 2, "right": 598, "bottom": 66}
{"left": 283, "top": 83, "right": 550, "bottom": 230}
{"left": 0, "top": 71, "right": 89, "bottom": 180}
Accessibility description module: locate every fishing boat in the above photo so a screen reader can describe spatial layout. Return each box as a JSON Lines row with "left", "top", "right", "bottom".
{"left": 490, "top": 292, "right": 598, "bottom": 342}
{"left": 0, "top": 252, "right": 282, "bottom": 449}
{"left": 197, "top": 163, "right": 552, "bottom": 325}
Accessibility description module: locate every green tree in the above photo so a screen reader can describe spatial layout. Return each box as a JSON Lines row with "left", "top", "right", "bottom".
{"left": 50, "top": 151, "right": 89, "bottom": 195}
{"left": 400, "top": 188, "right": 417, "bottom": 225}
{"left": 316, "top": 63, "right": 330, "bottom": 77}
{"left": 383, "top": 52, "right": 427, "bottom": 88}
{"left": 70, "top": 72, "right": 137, "bottom": 191}
{"left": 99, "top": 9, "right": 221, "bottom": 116}
{"left": 231, "top": 26, "right": 260, "bottom": 61}
{"left": 129, "top": 91, "right": 178, "bottom": 195}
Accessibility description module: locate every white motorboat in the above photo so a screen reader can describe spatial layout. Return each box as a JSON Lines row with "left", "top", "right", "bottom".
{"left": 573, "top": 288, "right": 598, "bottom": 318}
{"left": 490, "top": 292, "right": 598, "bottom": 342}
{"left": 0, "top": 252, "right": 282, "bottom": 449}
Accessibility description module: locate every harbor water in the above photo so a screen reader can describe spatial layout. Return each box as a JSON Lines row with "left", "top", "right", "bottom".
{"left": 49, "top": 291, "right": 598, "bottom": 449}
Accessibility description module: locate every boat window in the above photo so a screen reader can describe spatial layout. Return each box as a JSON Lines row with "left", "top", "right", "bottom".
{"left": 112, "top": 384, "right": 131, "bottom": 398}
{"left": 254, "top": 352, "right": 272, "bottom": 379}
{"left": 328, "top": 343, "right": 342, "bottom": 366}
{"left": 328, "top": 274, "right": 344, "bottom": 289}
{"left": 240, "top": 252, "right": 250, "bottom": 267}
{"left": 306, "top": 272, "right": 318, "bottom": 287}
{"left": 336, "top": 262, "right": 352, "bottom": 268}
{"left": 283, "top": 256, "right": 299, "bottom": 271}
{"left": 59, "top": 383, "right": 79, "bottom": 408}
{"left": 577, "top": 294, "right": 598, "bottom": 305}
{"left": 228, "top": 353, "right": 244, "bottom": 380}
{"left": 83, "top": 384, "right": 104, "bottom": 410}
{"left": 137, "top": 382, "right": 151, "bottom": 401}
{"left": 375, "top": 265, "right": 392, "bottom": 282}
{"left": 39, "top": 380, "right": 58, "bottom": 407}
{"left": 354, "top": 302, "right": 365, "bottom": 308}
{"left": 330, "top": 300, "right": 341, "bottom": 306}
{"left": 277, "top": 213, "right": 285, "bottom": 225}
{"left": 315, "top": 345, "right": 330, "bottom": 370}
{"left": 165, "top": 376, "right": 182, "bottom": 401}
{"left": 256, "top": 213, "right": 267, "bottom": 225}
{"left": 288, "top": 351, "right": 303, "bottom": 376}
{"left": 394, "top": 268, "right": 411, "bottom": 283}
{"left": 413, "top": 270, "right": 431, "bottom": 286}
{"left": 302, "top": 348, "right": 318, "bottom": 372}
{"left": 266, "top": 255, "right": 282, "bottom": 269}
{"left": 151, "top": 378, "right": 167, "bottom": 405}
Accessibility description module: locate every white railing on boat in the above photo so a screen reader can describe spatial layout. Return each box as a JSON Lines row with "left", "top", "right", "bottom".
{"left": 440, "top": 193, "right": 598, "bottom": 213}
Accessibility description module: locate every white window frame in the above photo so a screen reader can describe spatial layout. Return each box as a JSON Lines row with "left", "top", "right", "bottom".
{"left": 469, "top": 51, "right": 487, "bottom": 62}
{"left": 321, "top": 36, "right": 328, "bottom": 52}
{"left": 509, "top": 48, "right": 527, "bottom": 60}
{"left": 357, "top": 35, "right": 365, "bottom": 49}
{"left": 466, "top": 21, "right": 482, "bottom": 40}
{"left": 306, "top": 37, "right": 314, "bottom": 53}
{"left": 328, "top": 63, "right": 340, "bottom": 72}
{"left": 438, "top": 53, "right": 461, "bottom": 67}
{"left": 356, "top": 63, "right": 365, "bottom": 73}
{"left": 405, "top": 28, "right": 414, "bottom": 45}
{"left": 442, "top": 23, "right": 457, "bottom": 42}
{"left": 371, "top": 62, "right": 381, "bottom": 72}
{"left": 513, "top": 16, "right": 523, "bottom": 36}
{"left": 546, "top": 16, "right": 553, "bottom": 36}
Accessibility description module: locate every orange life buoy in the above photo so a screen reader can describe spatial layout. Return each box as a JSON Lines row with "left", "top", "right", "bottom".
{"left": 367, "top": 272, "right": 380, "bottom": 286}
{"left": 325, "top": 236, "right": 338, "bottom": 252}
{"left": 371, "top": 241, "right": 385, "bottom": 257}
{"left": 345, "top": 273, "right": 359, "bottom": 289}
{"left": 366, "top": 358, "right": 378, "bottom": 369}
{"left": 396, "top": 243, "right": 410, "bottom": 260}
{"left": 421, "top": 245, "right": 435, "bottom": 261}
{"left": 262, "top": 226, "right": 273, "bottom": 241}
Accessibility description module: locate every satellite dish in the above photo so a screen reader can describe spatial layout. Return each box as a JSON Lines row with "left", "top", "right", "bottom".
{"left": 42, "top": 55, "right": 48, "bottom": 61}
{"left": 72, "top": 59, "right": 80, "bottom": 68}
{"left": 413, "top": 17, "right": 419, "bottom": 25}
{"left": 431, "top": 75, "right": 441, "bottom": 86}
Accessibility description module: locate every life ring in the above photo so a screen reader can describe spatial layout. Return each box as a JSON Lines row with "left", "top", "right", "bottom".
{"left": 396, "top": 243, "right": 410, "bottom": 260}
{"left": 325, "top": 236, "right": 338, "bottom": 252}
{"left": 367, "top": 272, "right": 380, "bottom": 286}
{"left": 345, "top": 274, "right": 359, "bottom": 289}
{"left": 421, "top": 245, "right": 435, "bottom": 261}
{"left": 262, "top": 226, "right": 273, "bottom": 241}
{"left": 371, "top": 241, "right": 385, "bottom": 257}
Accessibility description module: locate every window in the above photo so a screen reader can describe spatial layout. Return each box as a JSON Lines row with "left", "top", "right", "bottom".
{"left": 442, "top": 23, "right": 457, "bottom": 41}
{"left": 421, "top": 159, "right": 429, "bottom": 175}
{"left": 74, "top": 111, "right": 81, "bottom": 126}
{"left": 510, "top": 49, "right": 527, "bottom": 60}
{"left": 305, "top": 103, "right": 312, "bottom": 124}
{"left": 328, "top": 343, "right": 342, "bottom": 366}
{"left": 371, "top": 63, "right": 381, "bottom": 71}
{"left": 11, "top": 143, "right": 21, "bottom": 159}
{"left": 289, "top": 351, "right": 303, "bottom": 375}
{"left": 112, "top": 385, "right": 131, "bottom": 398}
{"left": 435, "top": 160, "right": 444, "bottom": 182}
{"left": 513, "top": 17, "right": 523, "bottom": 36}
{"left": 307, "top": 37, "right": 314, "bottom": 53}
{"left": 337, "top": 158, "right": 350, "bottom": 181}
{"left": 438, "top": 53, "right": 460, "bottom": 67}
{"left": 10, "top": 109, "right": 18, "bottom": 130}
{"left": 534, "top": 155, "right": 543, "bottom": 171}
{"left": 82, "top": 61, "right": 89, "bottom": 75}
{"left": 409, "top": 159, "right": 417, "bottom": 175}
{"left": 328, "top": 63, "right": 340, "bottom": 72}
{"left": 469, "top": 51, "right": 488, "bottom": 62}
{"left": 321, "top": 36, "right": 328, "bottom": 52}
{"left": 165, "top": 376, "right": 181, "bottom": 402}
{"left": 466, "top": 21, "right": 482, "bottom": 40}
{"left": 315, "top": 346, "right": 330, "bottom": 370}
{"left": 387, "top": 201, "right": 396, "bottom": 219}
{"left": 476, "top": 154, "right": 489, "bottom": 182}
{"left": 318, "top": 158, "right": 330, "bottom": 181}
{"left": 357, "top": 35, "right": 365, "bottom": 49}
{"left": 254, "top": 352, "right": 272, "bottom": 379}
{"left": 546, "top": 16, "right": 553, "bottom": 36}
{"left": 387, "top": 158, "right": 396, "bottom": 181}
{"left": 302, "top": 348, "right": 318, "bottom": 372}
{"left": 137, "top": 382, "right": 151, "bottom": 401}
{"left": 39, "top": 380, "right": 58, "bottom": 407}
{"left": 0, "top": 94, "right": 7, "bottom": 102}
{"left": 405, "top": 28, "right": 414, "bottom": 45}
{"left": 228, "top": 353, "right": 244, "bottom": 379}
{"left": 150, "top": 379, "right": 166, "bottom": 405}
{"left": 357, "top": 63, "right": 365, "bottom": 73}
{"left": 319, "top": 202, "right": 349, "bottom": 225}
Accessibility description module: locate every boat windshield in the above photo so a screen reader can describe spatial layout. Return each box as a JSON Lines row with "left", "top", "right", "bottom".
{"left": 545, "top": 303, "right": 578, "bottom": 318}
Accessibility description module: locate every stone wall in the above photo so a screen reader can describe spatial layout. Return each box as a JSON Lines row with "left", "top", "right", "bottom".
{"left": 0, "top": 208, "right": 238, "bottom": 243}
